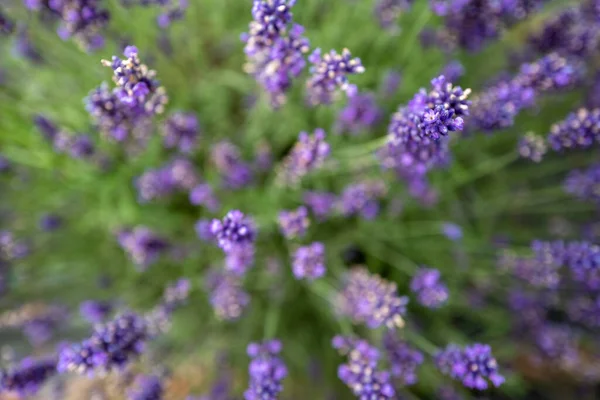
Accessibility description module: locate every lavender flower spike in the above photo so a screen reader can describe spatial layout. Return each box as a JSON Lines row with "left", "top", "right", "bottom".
{"left": 211, "top": 210, "right": 256, "bottom": 252}
{"left": 292, "top": 242, "right": 326, "bottom": 280}
{"left": 306, "top": 48, "right": 365, "bottom": 106}
{"left": 564, "top": 163, "right": 600, "bottom": 204}
{"left": 128, "top": 374, "right": 163, "bottom": 400}
{"left": 245, "top": 340, "right": 288, "bottom": 400}
{"left": 277, "top": 128, "right": 330, "bottom": 185}
{"left": 383, "top": 332, "right": 424, "bottom": 385}
{"left": 410, "top": 267, "right": 449, "bottom": 308}
{"left": 278, "top": 206, "right": 310, "bottom": 239}
{"left": 435, "top": 343, "right": 504, "bottom": 390}
{"left": 0, "top": 357, "right": 57, "bottom": 396}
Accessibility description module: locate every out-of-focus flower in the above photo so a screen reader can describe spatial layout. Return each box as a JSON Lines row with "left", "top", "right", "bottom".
{"left": 303, "top": 191, "right": 337, "bottom": 221}
{"left": 38, "top": 214, "right": 63, "bottom": 232}
{"left": 0, "top": 356, "right": 57, "bottom": 396}
{"left": 245, "top": 340, "right": 287, "bottom": 400}
{"left": 292, "top": 242, "right": 326, "bottom": 280}
{"left": 205, "top": 269, "right": 249, "bottom": 321}
{"left": 564, "top": 163, "right": 600, "bottom": 204}
{"left": 547, "top": 108, "right": 600, "bottom": 152}
{"left": 374, "top": 0, "right": 412, "bottom": 32}
{"left": 79, "top": 300, "right": 112, "bottom": 324}
{"left": 518, "top": 132, "right": 547, "bottom": 162}
{"left": 211, "top": 141, "right": 253, "bottom": 189}
{"left": 335, "top": 92, "right": 382, "bottom": 134}
{"left": 435, "top": 343, "right": 504, "bottom": 390}
{"left": 306, "top": 48, "right": 365, "bottom": 106}
{"left": 339, "top": 180, "right": 386, "bottom": 220}
{"left": 117, "top": 227, "right": 170, "bottom": 270}
{"left": 410, "top": 267, "right": 449, "bottom": 308}
{"left": 127, "top": 374, "right": 163, "bottom": 400}
{"left": 162, "top": 112, "right": 200, "bottom": 153}
{"left": 189, "top": 183, "right": 220, "bottom": 212}
{"left": 278, "top": 206, "right": 310, "bottom": 239}
{"left": 383, "top": 332, "right": 423, "bottom": 385}
{"left": 277, "top": 128, "right": 330, "bottom": 185}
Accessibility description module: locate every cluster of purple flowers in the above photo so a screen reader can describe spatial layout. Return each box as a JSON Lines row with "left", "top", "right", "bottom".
{"left": 189, "top": 183, "right": 220, "bottom": 211}
{"left": 303, "top": 191, "right": 337, "bottom": 221}
{"left": 292, "top": 242, "right": 326, "bottom": 280}
{"left": 117, "top": 226, "right": 170, "bottom": 270}
{"left": 24, "top": 0, "right": 110, "bottom": 50}
{"left": 205, "top": 269, "right": 250, "bottom": 321}
{"left": 435, "top": 343, "right": 504, "bottom": 390}
{"left": 547, "top": 108, "right": 600, "bottom": 152}
{"left": 244, "top": 340, "right": 287, "bottom": 400}
{"left": 277, "top": 128, "right": 330, "bottom": 185}
{"left": 162, "top": 111, "right": 200, "bottom": 153}
{"left": 382, "top": 333, "right": 424, "bottom": 385}
{"left": 378, "top": 75, "right": 469, "bottom": 185}
{"left": 127, "top": 374, "right": 164, "bottom": 400}
{"left": 0, "top": 302, "right": 68, "bottom": 347}
{"left": 241, "top": 0, "right": 310, "bottom": 107}
{"left": 335, "top": 92, "right": 382, "bottom": 135}
{"left": 332, "top": 335, "right": 396, "bottom": 399}
{"left": 211, "top": 210, "right": 256, "bottom": 253}
{"left": 87, "top": 46, "right": 168, "bottom": 144}
{"left": 278, "top": 206, "right": 310, "bottom": 239}
{"left": 57, "top": 312, "right": 148, "bottom": 375}
{"left": 306, "top": 48, "right": 365, "bottom": 106}
{"left": 564, "top": 163, "right": 600, "bottom": 204}
{"left": 135, "top": 158, "right": 199, "bottom": 202}
{"left": 0, "top": 231, "right": 29, "bottom": 261}
{"left": 373, "top": 0, "right": 412, "bottom": 31}
{"left": 410, "top": 267, "right": 449, "bottom": 308}
{"left": 79, "top": 300, "right": 113, "bottom": 324}
{"left": 470, "top": 53, "right": 581, "bottom": 133}
{"left": 33, "top": 115, "right": 96, "bottom": 161}
{"left": 0, "top": 356, "right": 57, "bottom": 396}
{"left": 430, "top": 0, "right": 547, "bottom": 52}
{"left": 339, "top": 180, "right": 387, "bottom": 220}
{"left": 335, "top": 267, "right": 408, "bottom": 329}
{"left": 211, "top": 141, "right": 254, "bottom": 189}
{"left": 518, "top": 132, "right": 547, "bottom": 162}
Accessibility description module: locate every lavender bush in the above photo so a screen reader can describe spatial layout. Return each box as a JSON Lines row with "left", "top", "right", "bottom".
{"left": 0, "top": 0, "right": 599, "bottom": 398}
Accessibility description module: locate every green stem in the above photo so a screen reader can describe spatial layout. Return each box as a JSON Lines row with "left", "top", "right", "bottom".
{"left": 263, "top": 303, "right": 281, "bottom": 339}
{"left": 404, "top": 330, "right": 438, "bottom": 356}
{"left": 452, "top": 152, "right": 518, "bottom": 187}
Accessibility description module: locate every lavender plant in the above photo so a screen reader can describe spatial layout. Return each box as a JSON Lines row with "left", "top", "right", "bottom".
{"left": 0, "top": 0, "right": 599, "bottom": 398}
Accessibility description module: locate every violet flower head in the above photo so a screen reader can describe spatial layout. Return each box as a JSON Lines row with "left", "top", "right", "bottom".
{"left": 374, "top": 0, "right": 412, "bottom": 31}
{"left": 533, "top": 324, "right": 579, "bottom": 368}
{"left": 335, "top": 267, "right": 408, "bottom": 329}
{"left": 0, "top": 357, "right": 57, "bottom": 397}
{"left": 211, "top": 210, "right": 256, "bottom": 252}
{"left": 518, "top": 132, "right": 547, "bottom": 162}
{"left": 335, "top": 92, "right": 382, "bottom": 135}
{"left": 303, "top": 191, "right": 337, "bottom": 221}
{"left": 516, "top": 52, "right": 581, "bottom": 92}
{"left": 292, "top": 242, "right": 326, "bottom": 280}
{"left": 162, "top": 111, "right": 200, "bottom": 153}
{"left": 277, "top": 128, "right": 330, "bottom": 185}
{"left": 161, "top": 278, "right": 191, "bottom": 313}
{"left": 205, "top": 269, "right": 249, "bottom": 321}
{"left": 211, "top": 141, "right": 253, "bottom": 189}
{"left": 225, "top": 244, "right": 255, "bottom": 276}
{"left": 547, "top": 108, "right": 600, "bottom": 152}
{"left": 57, "top": 312, "right": 148, "bottom": 375}
{"left": 242, "top": 0, "right": 309, "bottom": 107}
{"left": 117, "top": 227, "right": 170, "bottom": 270}
{"left": 195, "top": 219, "right": 215, "bottom": 242}
{"left": 564, "top": 163, "right": 600, "bottom": 204}
{"left": 38, "top": 213, "right": 63, "bottom": 232}
{"left": 436, "top": 343, "right": 504, "bottom": 390}
{"left": 245, "top": 340, "right": 287, "bottom": 400}
{"left": 440, "top": 60, "right": 465, "bottom": 82}
{"left": 339, "top": 180, "right": 387, "bottom": 220}
{"left": 79, "top": 300, "right": 112, "bottom": 324}
{"left": 383, "top": 333, "right": 424, "bottom": 385}
{"left": 442, "top": 222, "right": 462, "bottom": 241}
{"left": 566, "top": 294, "right": 600, "bottom": 329}
{"left": 135, "top": 158, "right": 199, "bottom": 202}
{"left": 189, "top": 183, "right": 220, "bottom": 211}
{"left": 128, "top": 374, "right": 163, "bottom": 400}
{"left": 306, "top": 48, "right": 365, "bottom": 106}
{"left": 332, "top": 336, "right": 395, "bottom": 399}
{"left": 410, "top": 267, "right": 449, "bottom": 308}
{"left": 278, "top": 206, "right": 310, "bottom": 239}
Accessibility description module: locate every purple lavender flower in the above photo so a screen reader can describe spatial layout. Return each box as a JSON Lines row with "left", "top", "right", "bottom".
{"left": 88, "top": 46, "right": 167, "bottom": 144}
{"left": 548, "top": 108, "right": 600, "bottom": 152}
{"left": 335, "top": 267, "right": 408, "bottom": 329}
{"left": 245, "top": 340, "right": 287, "bottom": 400}
{"left": 332, "top": 336, "right": 395, "bottom": 399}
{"left": 128, "top": 374, "right": 163, "bottom": 400}
{"left": 161, "top": 278, "right": 191, "bottom": 312}
{"left": 518, "top": 132, "right": 547, "bottom": 162}
{"left": 162, "top": 112, "right": 199, "bottom": 153}
{"left": 374, "top": 0, "right": 412, "bottom": 31}
{"left": 533, "top": 324, "right": 579, "bottom": 368}
{"left": 195, "top": 219, "right": 215, "bottom": 242}
{"left": 254, "top": 141, "right": 273, "bottom": 171}
{"left": 437, "top": 385, "right": 464, "bottom": 400}
{"left": 241, "top": 0, "right": 309, "bottom": 107}
{"left": 79, "top": 300, "right": 112, "bottom": 324}
{"left": 205, "top": 269, "right": 249, "bottom": 321}
{"left": 441, "top": 222, "right": 462, "bottom": 241}
{"left": 117, "top": 227, "right": 170, "bottom": 270}
{"left": 189, "top": 183, "right": 220, "bottom": 211}
{"left": 381, "top": 69, "right": 402, "bottom": 98}
{"left": 498, "top": 248, "right": 561, "bottom": 289}
{"left": 335, "top": 92, "right": 382, "bottom": 134}
{"left": 306, "top": 48, "right": 365, "bottom": 106}
{"left": 440, "top": 60, "right": 465, "bottom": 82}
{"left": 0, "top": 231, "right": 28, "bottom": 261}
{"left": 211, "top": 141, "right": 254, "bottom": 189}
{"left": 277, "top": 128, "right": 330, "bottom": 185}
{"left": 292, "top": 242, "right": 326, "bottom": 280}
{"left": 0, "top": 357, "right": 56, "bottom": 396}
{"left": 383, "top": 333, "right": 423, "bottom": 385}
{"left": 135, "top": 158, "right": 199, "bottom": 202}
{"left": 38, "top": 213, "right": 63, "bottom": 232}
{"left": 564, "top": 163, "right": 600, "bottom": 204}
{"left": 339, "top": 180, "right": 386, "bottom": 220}
{"left": 410, "top": 267, "right": 449, "bottom": 308}
{"left": 278, "top": 206, "right": 310, "bottom": 239}
{"left": 436, "top": 343, "right": 504, "bottom": 390}
{"left": 303, "top": 191, "right": 337, "bottom": 221}
{"left": 567, "top": 294, "right": 600, "bottom": 328}
{"left": 211, "top": 210, "right": 256, "bottom": 252}
{"left": 57, "top": 312, "right": 148, "bottom": 375}
{"left": 225, "top": 244, "right": 255, "bottom": 276}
